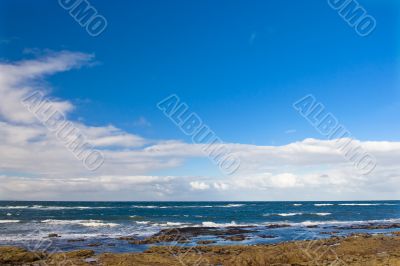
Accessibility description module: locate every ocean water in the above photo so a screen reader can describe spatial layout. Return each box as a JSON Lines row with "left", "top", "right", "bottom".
{"left": 0, "top": 201, "right": 399, "bottom": 253}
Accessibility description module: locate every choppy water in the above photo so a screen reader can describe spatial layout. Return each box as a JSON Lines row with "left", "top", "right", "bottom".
{"left": 0, "top": 201, "right": 399, "bottom": 253}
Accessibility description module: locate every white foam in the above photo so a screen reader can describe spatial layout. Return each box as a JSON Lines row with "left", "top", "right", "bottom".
{"left": 314, "top": 204, "right": 334, "bottom": 206}
{"left": 131, "top": 205, "right": 158, "bottom": 209}
{"left": 293, "top": 204, "right": 302, "bottom": 206}
{"left": 313, "top": 213, "right": 332, "bottom": 216}
{"left": 201, "top": 221, "right": 238, "bottom": 227}
{"left": 41, "top": 219, "right": 119, "bottom": 227}
{"left": 288, "top": 218, "right": 400, "bottom": 227}
{"left": 278, "top": 213, "right": 303, "bottom": 217}
{"left": 339, "top": 203, "right": 380, "bottom": 206}
{"left": 0, "top": 220, "right": 20, "bottom": 223}
{"left": 0, "top": 206, "right": 29, "bottom": 209}
{"left": 0, "top": 205, "right": 112, "bottom": 210}
{"left": 219, "top": 204, "right": 245, "bottom": 208}
{"left": 136, "top": 221, "right": 150, "bottom": 225}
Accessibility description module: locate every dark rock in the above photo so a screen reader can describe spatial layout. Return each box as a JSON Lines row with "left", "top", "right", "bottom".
{"left": 67, "top": 238, "right": 85, "bottom": 242}
{"left": 48, "top": 233, "right": 60, "bottom": 238}
{"left": 87, "top": 243, "right": 102, "bottom": 247}
{"left": 117, "top": 236, "right": 137, "bottom": 241}
{"left": 129, "top": 226, "right": 258, "bottom": 244}
{"left": 266, "top": 224, "right": 291, "bottom": 229}
{"left": 258, "top": 234, "right": 276, "bottom": 238}
{"left": 222, "top": 235, "right": 247, "bottom": 241}
{"left": 306, "top": 225, "right": 319, "bottom": 228}
{"left": 196, "top": 240, "right": 217, "bottom": 245}
{"left": 337, "top": 223, "right": 400, "bottom": 230}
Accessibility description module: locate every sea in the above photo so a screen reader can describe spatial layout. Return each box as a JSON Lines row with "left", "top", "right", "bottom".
{"left": 0, "top": 201, "right": 399, "bottom": 253}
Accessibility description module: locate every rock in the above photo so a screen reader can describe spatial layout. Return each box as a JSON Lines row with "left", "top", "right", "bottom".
{"left": 258, "top": 234, "right": 276, "bottom": 238}
{"left": 266, "top": 224, "right": 291, "bottom": 229}
{"left": 320, "top": 231, "right": 339, "bottom": 235}
{"left": 129, "top": 226, "right": 257, "bottom": 244}
{"left": 222, "top": 235, "right": 247, "bottom": 241}
{"left": 306, "top": 225, "right": 318, "bottom": 228}
{"left": 117, "top": 236, "right": 137, "bottom": 241}
{"left": 196, "top": 240, "right": 217, "bottom": 245}
{"left": 87, "top": 243, "right": 102, "bottom": 247}
{"left": 0, "top": 246, "right": 46, "bottom": 264}
{"left": 337, "top": 223, "right": 400, "bottom": 230}
{"left": 48, "top": 233, "right": 60, "bottom": 238}
{"left": 67, "top": 238, "right": 85, "bottom": 242}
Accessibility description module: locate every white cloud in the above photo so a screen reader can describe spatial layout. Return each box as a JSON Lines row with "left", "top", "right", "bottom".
{"left": 0, "top": 51, "right": 399, "bottom": 200}
{"left": 190, "top": 181, "right": 210, "bottom": 190}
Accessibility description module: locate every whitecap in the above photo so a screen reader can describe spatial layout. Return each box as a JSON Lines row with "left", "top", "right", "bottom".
{"left": 0, "top": 220, "right": 20, "bottom": 223}
{"left": 41, "top": 219, "right": 119, "bottom": 227}
{"left": 339, "top": 203, "right": 380, "bottom": 206}
{"left": 277, "top": 213, "right": 303, "bottom": 217}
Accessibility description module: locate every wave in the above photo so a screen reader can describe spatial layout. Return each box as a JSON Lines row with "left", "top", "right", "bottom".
{"left": 0, "top": 220, "right": 20, "bottom": 223}
{"left": 314, "top": 204, "right": 334, "bottom": 206}
{"left": 291, "top": 218, "right": 400, "bottom": 227}
{"left": 313, "top": 213, "right": 332, "bottom": 216}
{"left": 202, "top": 221, "right": 239, "bottom": 227}
{"left": 131, "top": 205, "right": 158, "bottom": 209}
{"left": 41, "top": 219, "right": 119, "bottom": 227}
{"left": 136, "top": 221, "right": 150, "bottom": 225}
{"left": 153, "top": 222, "right": 188, "bottom": 227}
{"left": 0, "top": 206, "right": 30, "bottom": 209}
{"left": 0, "top": 205, "right": 112, "bottom": 210}
{"left": 277, "top": 213, "right": 302, "bottom": 217}
{"left": 194, "top": 218, "right": 400, "bottom": 228}
{"left": 131, "top": 204, "right": 241, "bottom": 209}
{"left": 293, "top": 204, "right": 302, "bottom": 206}
{"left": 339, "top": 203, "right": 380, "bottom": 206}
{"left": 218, "top": 204, "right": 245, "bottom": 208}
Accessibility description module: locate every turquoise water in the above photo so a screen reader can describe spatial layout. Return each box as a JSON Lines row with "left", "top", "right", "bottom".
{"left": 0, "top": 201, "right": 399, "bottom": 253}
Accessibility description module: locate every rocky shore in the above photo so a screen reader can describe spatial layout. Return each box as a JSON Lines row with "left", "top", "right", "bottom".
{"left": 1, "top": 231, "right": 400, "bottom": 265}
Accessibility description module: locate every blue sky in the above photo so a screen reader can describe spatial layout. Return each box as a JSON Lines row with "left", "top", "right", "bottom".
{"left": 0, "top": 0, "right": 399, "bottom": 200}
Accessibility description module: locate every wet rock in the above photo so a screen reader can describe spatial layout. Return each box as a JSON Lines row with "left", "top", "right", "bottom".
{"left": 67, "top": 238, "right": 85, "bottom": 242}
{"left": 48, "top": 233, "right": 60, "bottom": 238}
{"left": 222, "top": 235, "right": 248, "bottom": 241}
{"left": 306, "top": 225, "right": 319, "bottom": 228}
{"left": 258, "top": 234, "right": 276, "bottom": 238}
{"left": 337, "top": 223, "right": 400, "bottom": 230}
{"left": 196, "top": 240, "right": 217, "bottom": 245}
{"left": 87, "top": 243, "right": 102, "bottom": 247}
{"left": 266, "top": 224, "right": 291, "bottom": 229}
{"left": 117, "top": 236, "right": 137, "bottom": 241}
{"left": 129, "top": 226, "right": 258, "bottom": 245}
{"left": 320, "top": 231, "right": 339, "bottom": 235}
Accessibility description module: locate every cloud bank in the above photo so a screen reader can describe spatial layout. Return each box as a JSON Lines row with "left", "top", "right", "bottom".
{"left": 0, "top": 51, "right": 399, "bottom": 200}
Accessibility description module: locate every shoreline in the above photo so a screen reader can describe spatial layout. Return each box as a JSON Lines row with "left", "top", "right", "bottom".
{"left": 1, "top": 231, "right": 400, "bottom": 265}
